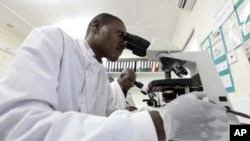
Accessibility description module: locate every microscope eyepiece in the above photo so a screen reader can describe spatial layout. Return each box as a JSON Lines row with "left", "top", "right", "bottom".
{"left": 172, "top": 63, "right": 188, "bottom": 78}
{"left": 121, "top": 32, "right": 150, "bottom": 48}
{"left": 134, "top": 81, "right": 144, "bottom": 89}
{"left": 120, "top": 32, "right": 150, "bottom": 57}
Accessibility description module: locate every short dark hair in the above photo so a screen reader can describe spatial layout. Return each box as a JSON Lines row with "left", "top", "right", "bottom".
{"left": 85, "top": 13, "right": 124, "bottom": 37}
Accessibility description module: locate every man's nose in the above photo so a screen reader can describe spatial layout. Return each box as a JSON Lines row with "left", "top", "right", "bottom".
{"left": 129, "top": 82, "right": 134, "bottom": 87}
{"left": 120, "top": 40, "right": 126, "bottom": 50}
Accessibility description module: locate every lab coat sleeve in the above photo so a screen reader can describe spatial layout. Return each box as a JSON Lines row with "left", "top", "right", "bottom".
{"left": 0, "top": 26, "right": 64, "bottom": 109}
{"left": 0, "top": 27, "right": 158, "bottom": 141}
{"left": 105, "top": 78, "right": 119, "bottom": 116}
{"left": 0, "top": 105, "right": 158, "bottom": 141}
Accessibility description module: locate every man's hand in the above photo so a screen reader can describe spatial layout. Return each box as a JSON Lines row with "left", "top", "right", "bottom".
{"left": 125, "top": 105, "right": 138, "bottom": 111}
{"left": 160, "top": 92, "right": 229, "bottom": 141}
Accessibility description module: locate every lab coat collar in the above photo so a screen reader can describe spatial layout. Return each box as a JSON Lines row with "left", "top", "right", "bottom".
{"left": 82, "top": 39, "right": 103, "bottom": 63}
{"left": 82, "top": 40, "right": 95, "bottom": 57}
{"left": 76, "top": 39, "right": 98, "bottom": 69}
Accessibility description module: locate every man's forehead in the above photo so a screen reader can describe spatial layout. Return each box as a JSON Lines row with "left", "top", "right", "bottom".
{"left": 108, "top": 21, "right": 126, "bottom": 32}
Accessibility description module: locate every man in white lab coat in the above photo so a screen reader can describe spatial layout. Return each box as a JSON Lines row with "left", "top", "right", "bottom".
{"left": 0, "top": 13, "right": 165, "bottom": 141}
{"left": 110, "top": 68, "right": 137, "bottom": 111}
{"left": 0, "top": 12, "right": 230, "bottom": 141}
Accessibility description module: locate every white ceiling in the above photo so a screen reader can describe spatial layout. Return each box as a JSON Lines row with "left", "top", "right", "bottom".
{"left": 0, "top": 0, "right": 181, "bottom": 56}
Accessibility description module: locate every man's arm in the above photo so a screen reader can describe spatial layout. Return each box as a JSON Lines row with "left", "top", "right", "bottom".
{"left": 149, "top": 111, "right": 166, "bottom": 141}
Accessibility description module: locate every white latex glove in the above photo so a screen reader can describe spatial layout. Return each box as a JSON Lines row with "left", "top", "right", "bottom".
{"left": 160, "top": 92, "right": 229, "bottom": 141}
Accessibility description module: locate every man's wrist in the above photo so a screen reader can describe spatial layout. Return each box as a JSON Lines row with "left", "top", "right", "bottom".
{"left": 149, "top": 111, "right": 166, "bottom": 141}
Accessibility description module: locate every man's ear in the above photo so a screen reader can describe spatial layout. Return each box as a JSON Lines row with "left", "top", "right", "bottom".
{"left": 91, "top": 20, "right": 102, "bottom": 34}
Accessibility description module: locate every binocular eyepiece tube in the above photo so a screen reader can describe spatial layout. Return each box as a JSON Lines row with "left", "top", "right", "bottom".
{"left": 120, "top": 32, "right": 150, "bottom": 57}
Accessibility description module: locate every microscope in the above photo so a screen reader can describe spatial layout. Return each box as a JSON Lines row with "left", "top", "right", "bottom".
{"left": 120, "top": 34, "right": 250, "bottom": 129}
{"left": 144, "top": 39, "right": 243, "bottom": 125}
{"left": 122, "top": 34, "right": 250, "bottom": 140}
{"left": 146, "top": 41, "right": 250, "bottom": 140}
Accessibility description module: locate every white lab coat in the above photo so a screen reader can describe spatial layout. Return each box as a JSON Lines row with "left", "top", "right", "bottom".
{"left": 126, "top": 93, "right": 136, "bottom": 106}
{"left": 0, "top": 26, "right": 157, "bottom": 141}
{"left": 110, "top": 80, "right": 135, "bottom": 109}
{"left": 110, "top": 80, "right": 127, "bottom": 109}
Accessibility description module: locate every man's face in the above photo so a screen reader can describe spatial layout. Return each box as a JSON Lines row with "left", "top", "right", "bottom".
{"left": 95, "top": 21, "right": 126, "bottom": 61}
{"left": 121, "top": 74, "right": 136, "bottom": 92}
